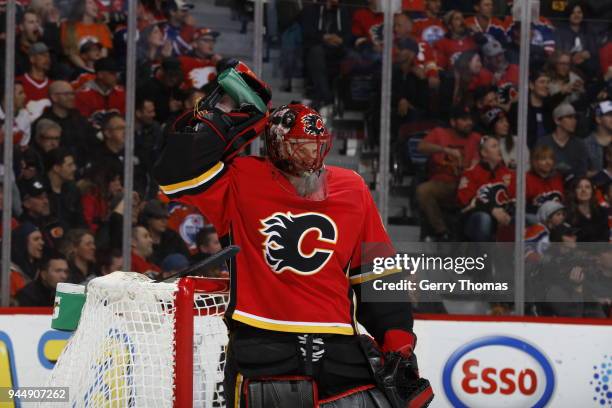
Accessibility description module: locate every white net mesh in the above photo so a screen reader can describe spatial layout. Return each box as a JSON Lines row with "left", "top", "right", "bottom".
{"left": 44, "top": 272, "right": 228, "bottom": 408}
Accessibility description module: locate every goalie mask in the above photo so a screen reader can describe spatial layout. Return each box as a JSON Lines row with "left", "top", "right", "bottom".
{"left": 265, "top": 104, "right": 332, "bottom": 177}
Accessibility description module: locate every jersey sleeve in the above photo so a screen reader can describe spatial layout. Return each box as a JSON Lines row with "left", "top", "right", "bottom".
{"left": 347, "top": 180, "right": 398, "bottom": 286}
{"left": 348, "top": 181, "right": 414, "bottom": 344}
{"left": 154, "top": 122, "right": 232, "bottom": 235}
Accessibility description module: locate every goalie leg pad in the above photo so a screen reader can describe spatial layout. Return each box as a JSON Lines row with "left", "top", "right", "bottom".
{"left": 320, "top": 385, "right": 392, "bottom": 408}
{"left": 242, "top": 376, "right": 318, "bottom": 408}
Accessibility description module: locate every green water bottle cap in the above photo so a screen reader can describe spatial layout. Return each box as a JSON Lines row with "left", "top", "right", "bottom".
{"left": 217, "top": 68, "right": 267, "bottom": 114}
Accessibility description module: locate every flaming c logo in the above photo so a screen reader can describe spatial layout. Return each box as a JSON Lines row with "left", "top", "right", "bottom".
{"left": 301, "top": 114, "right": 325, "bottom": 137}
{"left": 259, "top": 211, "right": 337, "bottom": 275}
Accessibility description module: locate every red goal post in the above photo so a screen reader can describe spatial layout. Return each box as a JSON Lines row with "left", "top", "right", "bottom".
{"left": 175, "top": 277, "right": 230, "bottom": 407}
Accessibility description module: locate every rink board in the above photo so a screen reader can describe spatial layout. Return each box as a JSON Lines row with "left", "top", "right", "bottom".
{"left": 0, "top": 309, "right": 610, "bottom": 408}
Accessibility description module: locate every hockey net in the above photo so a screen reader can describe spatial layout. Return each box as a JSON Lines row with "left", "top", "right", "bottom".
{"left": 45, "top": 272, "right": 229, "bottom": 408}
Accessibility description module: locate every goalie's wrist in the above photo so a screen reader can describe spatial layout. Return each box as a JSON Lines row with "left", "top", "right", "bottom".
{"left": 382, "top": 329, "right": 416, "bottom": 358}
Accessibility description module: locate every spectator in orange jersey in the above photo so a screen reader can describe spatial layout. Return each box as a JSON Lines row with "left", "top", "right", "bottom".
{"left": 61, "top": 0, "right": 112, "bottom": 71}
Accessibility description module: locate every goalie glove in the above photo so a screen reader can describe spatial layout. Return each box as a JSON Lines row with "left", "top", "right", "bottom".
{"left": 153, "top": 105, "right": 268, "bottom": 197}
{"left": 360, "top": 331, "right": 434, "bottom": 408}
{"left": 187, "top": 105, "right": 268, "bottom": 161}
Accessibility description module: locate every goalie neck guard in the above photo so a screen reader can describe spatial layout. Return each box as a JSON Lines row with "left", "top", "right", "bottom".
{"left": 265, "top": 104, "right": 332, "bottom": 177}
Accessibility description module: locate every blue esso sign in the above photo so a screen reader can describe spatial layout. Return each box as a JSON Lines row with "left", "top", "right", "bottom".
{"left": 443, "top": 336, "right": 555, "bottom": 408}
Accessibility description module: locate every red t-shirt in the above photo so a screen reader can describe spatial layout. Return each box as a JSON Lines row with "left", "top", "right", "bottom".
{"left": 159, "top": 157, "right": 394, "bottom": 335}
{"left": 434, "top": 36, "right": 478, "bottom": 69}
{"left": 351, "top": 8, "right": 384, "bottom": 45}
{"left": 422, "top": 127, "right": 481, "bottom": 183}
{"left": 131, "top": 251, "right": 161, "bottom": 275}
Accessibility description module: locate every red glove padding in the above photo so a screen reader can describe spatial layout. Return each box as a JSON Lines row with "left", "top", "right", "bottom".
{"left": 382, "top": 329, "right": 416, "bottom": 358}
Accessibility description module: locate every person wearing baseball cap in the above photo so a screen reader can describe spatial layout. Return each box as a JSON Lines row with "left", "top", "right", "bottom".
{"left": 417, "top": 103, "right": 481, "bottom": 241}
{"left": 585, "top": 100, "right": 612, "bottom": 174}
{"left": 79, "top": 36, "right": 104, "bottom": 67}
{"left": 18, "top": 176, "right": 50, "bottom": 221}
{"left": 536, "top": 103, "right": 588, "bottom": 180}
{"left": 74, "top": 56, "right": 126, "bottom": 120}
{"left": 16, "top": 41, "right": 51, "bottom": 118}
{"left": 163, "top": 0, "right": 196, "bottom": 56}
{"left": 137, "top": 57, "right": 184, "bottom": 123}
{"left": 140, "top": 199, "right": 190, "bottom": 266}
{"left": 191, "top": 28, "right": 220, "bottom": 60}
{"left": 70, "top": 37, "right": 103, "bottom": 89}
{"left": 481, "top": 39, "right": 519, "bottom": 89}
{"left": 17, "top": 175, "right": 66, "bottom": 250}
{"left": 177, "top": 28, "right": 222, "bottom": 89}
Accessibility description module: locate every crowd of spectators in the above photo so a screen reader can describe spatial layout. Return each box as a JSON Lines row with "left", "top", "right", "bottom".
{"left": 291, "top": 0, "right": 612, "bottom": 317}
{"left": 0, "top": 0, "right": 610, "bottom": 318}
{"left": 0, "top": 0, "right": 228, "bottom": 307}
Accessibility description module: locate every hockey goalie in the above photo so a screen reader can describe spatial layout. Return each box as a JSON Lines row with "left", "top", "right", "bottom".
{"left": 153, "top": 60, "right": 433, "bottom": 408}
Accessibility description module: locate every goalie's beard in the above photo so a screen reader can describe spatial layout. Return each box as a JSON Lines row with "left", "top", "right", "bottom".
{"left": 273, "top": 165, "right": 328, "bottom": 201}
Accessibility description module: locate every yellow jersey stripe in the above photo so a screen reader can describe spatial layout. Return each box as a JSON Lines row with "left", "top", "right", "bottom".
{"left": 232, "top": 310, "right": 355, "bottom": 335}
{"left": 159, "top": 162, "right": 225, "bottom": 195}
{"left": 349, "top": 267, "right": 402, "bottom": 285}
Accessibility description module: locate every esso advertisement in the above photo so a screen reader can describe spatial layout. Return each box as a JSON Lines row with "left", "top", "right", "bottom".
{"left": 443, "top": 336, "right": 555, "bottom": 408}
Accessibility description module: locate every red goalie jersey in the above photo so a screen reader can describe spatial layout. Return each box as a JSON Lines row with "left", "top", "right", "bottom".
{"left": 159, "top": 157, "right": 393, "bottom": 335}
